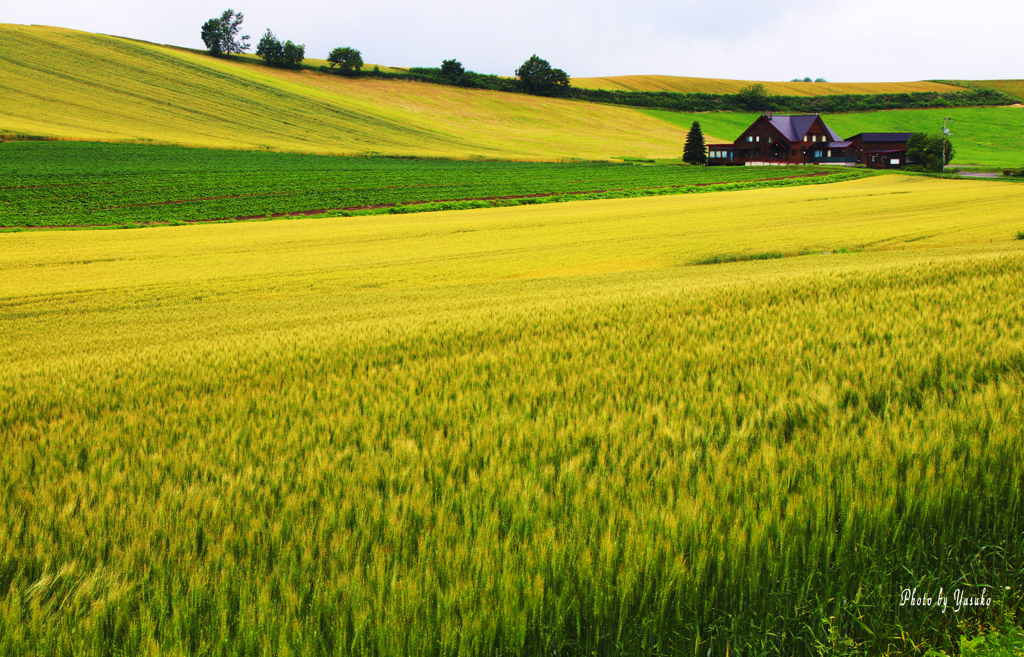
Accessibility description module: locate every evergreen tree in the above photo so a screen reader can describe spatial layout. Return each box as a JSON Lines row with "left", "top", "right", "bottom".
{"left": 683, "top": 121, "right": 707, "bottom": 165}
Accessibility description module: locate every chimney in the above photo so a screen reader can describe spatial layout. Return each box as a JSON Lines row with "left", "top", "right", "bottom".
{"left": 765, "top": 111, "right": 773, "bottom": 120}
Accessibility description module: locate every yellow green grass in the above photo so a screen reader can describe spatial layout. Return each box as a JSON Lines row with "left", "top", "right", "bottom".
{"left": 0, "top": 24, "right": 695, "bottom": 159}
{"left": 571, "top": 74, "right": 962, "bottom": 95}
{"left": 2, "top": 176, "right": 1024, "bottom": 655}
{"left": 952, "top": 79, "right": 1024, "bottom": 103}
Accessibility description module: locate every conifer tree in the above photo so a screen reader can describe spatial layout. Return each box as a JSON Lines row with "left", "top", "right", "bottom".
{"left": 683, "top": 121, "right": 707, "bottom": 165}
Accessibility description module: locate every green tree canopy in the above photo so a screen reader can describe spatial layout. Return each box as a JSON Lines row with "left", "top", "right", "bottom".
{"left": 328, "top": 47, "right": 363, "bottom": 73}
{"left": 683, "top": 121, "right": 708, "bottom": 165}
{"left": 737, "top": 83, "right": 770, "bottom": 111}
{"left": 441, "top": 59, "right": 465, "bottom": 78}
{"left": 200, "top": 9, "right": 250, "bottom": 56}
{"left": 906, "top": 132, "right": 954, "bottom": 171}
{"left": 515, "top": 55, "right": 570, "bottom": 96}
{"left": 256, "top": 30, "right": 305, "bottom": 69}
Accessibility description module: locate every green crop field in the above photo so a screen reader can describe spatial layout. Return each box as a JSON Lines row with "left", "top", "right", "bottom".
{"left": 571, "top": 74, "right": 963, "bottom": 96}
{"left": 0, "top": 25, "right": 700, "bottom": 160}
{"left": 3, "top": 175, "right": 1023, "bottom": 656}
{"left": 647, "top": 107, "right": 1024, "bottom": 167}
{"left": 0, "top": 141, "right": 864, "bottom": 228}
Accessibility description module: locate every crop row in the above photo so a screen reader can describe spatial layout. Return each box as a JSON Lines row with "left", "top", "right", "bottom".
{"left": 0, "top": 142, "right": 864, "bottom": 227}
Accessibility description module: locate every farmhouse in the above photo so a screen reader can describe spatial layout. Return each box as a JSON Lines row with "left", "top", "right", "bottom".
{"left": 707, "top": 113, "right": 910, "bottom": 168}
{"left": 847, "top": 132, "right": 913, "bottom": 169}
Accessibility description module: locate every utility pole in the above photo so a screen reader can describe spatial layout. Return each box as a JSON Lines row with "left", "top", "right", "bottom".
{"left": 942, "top": 117, "right": 953, "bottom": 172}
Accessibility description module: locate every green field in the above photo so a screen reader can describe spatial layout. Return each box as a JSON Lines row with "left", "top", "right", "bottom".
{"left": 3, "top": 176, "right": 1023, "bottom": 655}
{"left": 0, "top": 142, "right": 866, "bottom": 228}
{"left": 647, "top": 107, "right": 1024, "bottom": 167}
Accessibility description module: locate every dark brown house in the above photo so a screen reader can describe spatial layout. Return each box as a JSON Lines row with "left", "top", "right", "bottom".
{"left": 707, "top": 114, "right": 910, "bottom": 168}
{"left": 846, "top": 133, "right": 912, "bottom": 168}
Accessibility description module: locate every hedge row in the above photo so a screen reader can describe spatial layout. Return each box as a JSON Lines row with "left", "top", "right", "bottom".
{"left": 311, "top": 66, "right": 1016, "bottom": 113}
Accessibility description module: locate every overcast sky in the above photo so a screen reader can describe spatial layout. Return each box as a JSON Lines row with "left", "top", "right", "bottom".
{"left": 5, "top": 0, "right": 1021, "bottom": 81}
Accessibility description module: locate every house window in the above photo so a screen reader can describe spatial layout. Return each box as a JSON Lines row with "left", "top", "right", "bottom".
{"left": 814, "top": 150, "right": 823, "bottom": 157}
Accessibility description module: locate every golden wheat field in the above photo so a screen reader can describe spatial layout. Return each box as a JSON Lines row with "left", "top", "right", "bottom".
{"left": 0, "top": 24, "right": 703, "bottom": 159}
{"left": 569, "top": 74, "right": 961, "bottom": 96}
{"left": 2, "top": 175, "right": 1024, "bottom": 656}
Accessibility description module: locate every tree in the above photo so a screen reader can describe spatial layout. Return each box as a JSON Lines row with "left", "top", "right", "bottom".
{"left": 906, "top": 132, "right": 954, "bottom": 172}
{"left": 441, "top": 59, "right": 464, "bottom": 78}
{"left": 515, "top": 55, "right": 570, "bottom": 96}
{"left": 256, "top": 30, "right": 304, "bottom": 68}
{"left": 201, "top": 9, "right": 250, "bottom": 56}
{"left": 683, "top": 121, "right": 708, "bottom": 165}
{"left": 737, "top": 83, "right": 770, "bottom": 111}
{"left": 328, "top": 47, "right": 363, "bottom": 73}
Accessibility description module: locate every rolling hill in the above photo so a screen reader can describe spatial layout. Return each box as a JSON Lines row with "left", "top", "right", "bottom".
{"left": 0, "top": 25, "right": 703, "bottom": 160}
{"left": 570, "top": 74, "right": 964, "bottom": 96}
{"left": 955, "top": 79, "right": 1024, "bottom": 103}
{"left": 3, "top": 24, "right": 1021, "bottom": 165}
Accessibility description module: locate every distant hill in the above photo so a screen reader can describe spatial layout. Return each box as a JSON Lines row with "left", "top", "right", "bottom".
{"left": 571, "top": 75, "right": 965, "bottom": 96}
{"left": 0, "top": 25, "right": 699, "bottom": 160}
{"left": 949, "top": 79, "right": 1024, "bottom": 103}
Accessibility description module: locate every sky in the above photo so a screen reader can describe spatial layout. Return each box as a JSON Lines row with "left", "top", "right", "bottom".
{"left": 4, "top": 0, "right": 1021, "bottom": 81}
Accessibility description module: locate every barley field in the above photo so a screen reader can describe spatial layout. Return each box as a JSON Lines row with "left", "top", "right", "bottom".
{"left": 570, "top": 74, "right": 961, "bottom": 96}
{"left": 2, "top": 175, "right": 1023, "bottom": 656}
{"left": 0, "top": 25, "right": 697, "bottom": 159}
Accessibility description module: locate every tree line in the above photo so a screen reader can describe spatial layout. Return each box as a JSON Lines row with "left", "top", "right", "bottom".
{"left": 200, "top": 10, "right": 1014, "bottom": 111}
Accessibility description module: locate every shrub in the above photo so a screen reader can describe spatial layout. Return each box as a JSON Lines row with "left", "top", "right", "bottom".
{"left": 441, "top": 59, "right": 464, "bottom": 79}
{"left": 737, "top": 83, "right": 770, "bottom": 111}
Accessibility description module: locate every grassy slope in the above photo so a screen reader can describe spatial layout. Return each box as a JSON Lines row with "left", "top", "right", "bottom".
{"left": 648, "top": 107, "right": 1024, "bottom": 166}
{"left": 953, "top": 79, "right": 1024, "bottom": 103}
{"left": 0, "top": 25, "right": 700, "bottom": 159}
{"left": 572, "top": 74, "right": 962, "bottom": 95}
